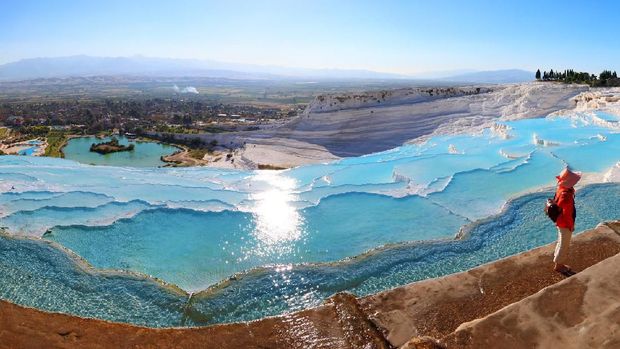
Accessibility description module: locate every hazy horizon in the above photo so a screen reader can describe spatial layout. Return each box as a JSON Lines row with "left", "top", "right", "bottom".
{"left": 0, "top": 54, "right": 534, "bottom": 78}
{"left": 2, "top": 0, "right": 619, "bottom": 75}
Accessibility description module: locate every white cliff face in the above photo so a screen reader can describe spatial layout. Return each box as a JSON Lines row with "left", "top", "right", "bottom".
{"left": 304, "top": 82, "right": 588, "bottom": 120}
{"left": 304, "top": 86, "right": 493, "bottom": 114}
{"left": 495, "top": 83, "right": 589, "bottom": 119}
{"left": 204, "top": 83, "right": 596, "bottom": 169}
{"left": 277, "top": 82, "right": 587, "bottom": 157}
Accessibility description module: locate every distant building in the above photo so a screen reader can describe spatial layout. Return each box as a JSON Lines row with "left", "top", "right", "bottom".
{"left": 6, "top": 116, "right": 24, "bottom": 126}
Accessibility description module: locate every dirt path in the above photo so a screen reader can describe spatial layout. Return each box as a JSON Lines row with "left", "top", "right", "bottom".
{"left": 161, "top": 146, "right": 209, "bottom": 166}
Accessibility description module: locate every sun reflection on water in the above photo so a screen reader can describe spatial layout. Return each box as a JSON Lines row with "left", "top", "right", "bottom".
{"left": 249, "top": 170, "right": 304, "bottom": 253}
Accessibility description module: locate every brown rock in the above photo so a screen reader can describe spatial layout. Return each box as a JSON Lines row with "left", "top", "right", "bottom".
{"left": 442, "top": 251, "right": 620, "bottom": 349}
{"left": 400, "top": 336, "right": 445, "bottom": 349}
{"left": 360, "top": 223, "right": 620, "bottom": 347}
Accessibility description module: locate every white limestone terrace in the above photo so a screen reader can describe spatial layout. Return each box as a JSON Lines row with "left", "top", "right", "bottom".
{"left": 197, "top": 82, "right": 606, "bottom": 169}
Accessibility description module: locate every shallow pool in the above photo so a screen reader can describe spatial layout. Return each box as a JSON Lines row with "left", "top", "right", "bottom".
{"left": 1, "top": 111, "right": 619, "bottom": 326}
{"left": 62, "top": 136, "right": 179, "bottom": 167}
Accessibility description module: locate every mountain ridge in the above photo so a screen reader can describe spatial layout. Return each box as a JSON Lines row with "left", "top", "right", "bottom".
{"left": 0, "top": 56, "right": 533, "bottom": 83}
{"left": 0, "top": 55, "right": 407, "bottom": 81}
{"left": 438, "top": 68, "right": 534, "bottom": 83}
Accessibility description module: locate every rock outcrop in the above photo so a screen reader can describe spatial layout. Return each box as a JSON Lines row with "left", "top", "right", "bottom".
{"left": 443, "top": 223, "right": 620, "bottom": 348}
{"left": 359, "top": 222, "right": 620, "bottom": 347}
{"left": 570, "top": 87, "right": 620, "bottom": 114}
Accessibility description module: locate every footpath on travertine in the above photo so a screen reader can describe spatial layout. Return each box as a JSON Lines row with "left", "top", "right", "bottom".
{"left": 441, "top": 245, "right": 620, "bottom": 349}
{"left": 362, "top": 222, "right": 620, "bottom": 347}
{"left": 1, "top": 221, "right": 620, "bottom": 349}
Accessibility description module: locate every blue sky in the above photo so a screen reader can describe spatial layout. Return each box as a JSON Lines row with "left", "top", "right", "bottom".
{"left": 1, "top": 0, "right": 619, "bottom": 74}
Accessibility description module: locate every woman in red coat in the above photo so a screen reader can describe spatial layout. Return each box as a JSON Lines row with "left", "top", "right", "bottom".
{"left": 553, "top": 168, "right": 581, "bottom": 274}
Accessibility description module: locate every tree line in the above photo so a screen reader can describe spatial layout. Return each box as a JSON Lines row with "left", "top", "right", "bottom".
{"left": 535, "top": 68, "right": 619, "bottom": 87}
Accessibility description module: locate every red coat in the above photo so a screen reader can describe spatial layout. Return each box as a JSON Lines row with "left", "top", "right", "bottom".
{"left": 555, "top": 186, "right": 575, "bottom": 231}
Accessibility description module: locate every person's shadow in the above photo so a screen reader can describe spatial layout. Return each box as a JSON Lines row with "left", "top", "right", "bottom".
{"left": 560, "top": 269, "right": 577, "bottom": 277}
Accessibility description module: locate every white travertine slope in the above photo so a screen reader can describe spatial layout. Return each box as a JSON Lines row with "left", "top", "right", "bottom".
{"left": 205, "top": 82, "right": 612, "bottom": 169}
{"left": 246, "top": 83, "right": 587, "bottom": 160}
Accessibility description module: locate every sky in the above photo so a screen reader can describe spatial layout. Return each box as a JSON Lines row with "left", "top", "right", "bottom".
{"left": 1, "top": 0, "right": 619, "bottom": 75}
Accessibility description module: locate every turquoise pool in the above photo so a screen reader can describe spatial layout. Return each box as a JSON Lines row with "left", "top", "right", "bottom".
{"left": 1, "top": 111, "right": 619, "bottom": 326}
{"left": 62, "top": 136, "right": 179, "bottom": 167}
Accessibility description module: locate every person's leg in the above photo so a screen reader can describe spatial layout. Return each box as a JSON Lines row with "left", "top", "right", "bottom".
{"left": 553, "top": 227, "right": 572, "bottom": 270}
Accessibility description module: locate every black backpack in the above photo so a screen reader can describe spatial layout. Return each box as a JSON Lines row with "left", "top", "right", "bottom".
{"left": 545, "top": 198, "right": 562, "bottom": 222}
{"left": 544, "top": 189, "right": 576, "bottom": 223}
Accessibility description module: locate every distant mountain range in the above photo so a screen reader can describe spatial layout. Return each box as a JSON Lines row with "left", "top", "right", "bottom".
{"left": 0, "top": 56, "right": 407, "bottom": 81}
{"left": 0, "top": 56, "right": 534, "bottom": 83}
{"left": 436, "top": 69, "right": 535, "bottom": 83}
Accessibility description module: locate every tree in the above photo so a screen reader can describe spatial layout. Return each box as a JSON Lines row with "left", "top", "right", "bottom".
{"left": 535, "top": 69, "right": 541, "bottom": 80}
{"left": 600, "top": 70, "right": 613, "bottom": 81}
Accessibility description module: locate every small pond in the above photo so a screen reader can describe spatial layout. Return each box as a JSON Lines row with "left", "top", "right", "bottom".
{"left": 62, "top": 136, "right": 179, "bottom": 167}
